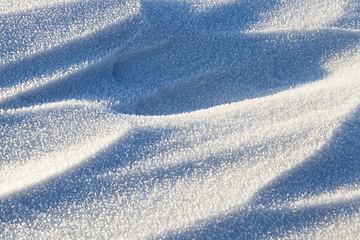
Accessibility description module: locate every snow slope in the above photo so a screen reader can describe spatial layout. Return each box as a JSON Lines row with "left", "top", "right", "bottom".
{"left": 1, "top": 0, "right": 360, "bottom": 239}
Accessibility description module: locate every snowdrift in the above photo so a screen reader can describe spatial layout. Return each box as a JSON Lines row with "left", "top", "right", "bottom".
{"left": 1, "top": 0, "right": 360, "bottom": 239}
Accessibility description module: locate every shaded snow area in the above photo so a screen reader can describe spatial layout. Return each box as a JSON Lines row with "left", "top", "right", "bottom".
{"left": 1, "top": 0, "right": 360, "bottom": 239}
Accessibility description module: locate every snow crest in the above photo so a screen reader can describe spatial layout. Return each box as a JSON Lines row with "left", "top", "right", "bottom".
{"left": 1, "top": 0, "right": 360, "bottom": 239}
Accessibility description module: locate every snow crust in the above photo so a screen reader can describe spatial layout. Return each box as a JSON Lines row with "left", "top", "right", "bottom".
{"left": 1, "top": 0, "right": 360, "bottom": 239}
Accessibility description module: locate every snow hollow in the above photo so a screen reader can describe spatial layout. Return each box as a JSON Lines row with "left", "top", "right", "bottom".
{"left": 1, "top": 0, "right": 360, "bottom": 239}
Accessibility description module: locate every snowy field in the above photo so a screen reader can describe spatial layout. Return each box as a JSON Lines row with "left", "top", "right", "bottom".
{"left": 1, "top": 0, "right": 360, "bottom": 239}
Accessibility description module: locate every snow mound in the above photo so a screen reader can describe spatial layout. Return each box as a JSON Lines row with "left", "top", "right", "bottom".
{"left": 1, "top": 0, "right": 360, "bottom": 239}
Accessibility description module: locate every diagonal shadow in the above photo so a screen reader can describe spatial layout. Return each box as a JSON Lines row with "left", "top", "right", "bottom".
{"left": 2, "top": 0, "right": 359, "bottom": 115}
{"left": 163, "top": 107, "right": 360, "bottom": 239}
{"left": 0, "top": 126, "right": 241, "bottom": 224}
{"left": 332, "top": 1, "right": 360, "bottom": 29}
{"left": 111, "top": 0, "right": 360, "bottom": 115}
{"left": 253, "top": 109, "right": 360, "bottom": 206}
{"left": 1, "top": 1, "right": 360, "bottom": 237}
{"left": 114, "top": 28, "right": 360, "bottom": 115}
{"left": 0, "top": 0, "right": 143, "bottom": 105}
{"left": 164, "top": 199, "right": 360, "bottom": 239}
{"left": 188, "top": 0, "right": 283, "bottom": 32}
{"left": 114, "top": 0, "right": 360, "bottom": 115}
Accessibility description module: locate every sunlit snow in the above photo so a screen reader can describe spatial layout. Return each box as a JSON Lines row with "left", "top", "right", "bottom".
{"left": 1, "top": 0, "right": 360, "bottom": 239}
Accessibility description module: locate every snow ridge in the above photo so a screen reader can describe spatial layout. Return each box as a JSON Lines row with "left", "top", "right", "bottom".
{"left": 1, "top": 0, "right": 360, "bottom": 239}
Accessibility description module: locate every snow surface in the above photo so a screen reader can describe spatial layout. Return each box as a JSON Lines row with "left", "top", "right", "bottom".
{"left": 1, "top": 0, "right": 360, "bottom": 239}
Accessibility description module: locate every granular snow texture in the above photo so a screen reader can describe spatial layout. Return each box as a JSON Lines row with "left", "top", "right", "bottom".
{"left": 1, "top": 0, "right": 360, "bottom": 239}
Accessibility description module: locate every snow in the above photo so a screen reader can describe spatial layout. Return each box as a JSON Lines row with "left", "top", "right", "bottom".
{"left": 1, "top": 0, "right": 360, "bottom": 239}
